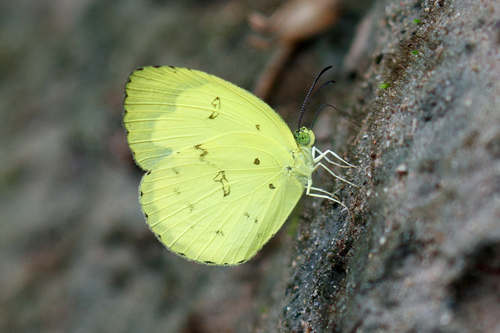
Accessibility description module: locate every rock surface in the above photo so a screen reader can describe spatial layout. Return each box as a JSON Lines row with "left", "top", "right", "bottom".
{"left": 0, "top": 0, "right": 498, "bottom": 332}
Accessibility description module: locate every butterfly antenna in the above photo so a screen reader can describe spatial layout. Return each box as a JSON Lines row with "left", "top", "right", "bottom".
{"left": 298, "top": 66, "right": 333, "bottom": 130}
{"left": 303, "top": 80, "right": 336, "bottom": 116}
{"left": 310, "top": 104, "right": 361, "bottom": 130}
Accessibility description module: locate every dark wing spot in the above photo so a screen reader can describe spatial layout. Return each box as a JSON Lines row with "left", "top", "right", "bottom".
{"left": 173, "top": 188, "right": 181, "bottom": 195}
{"left": 208, "top": 97, "right": 221, "bottom": 119}
{"left": 172, "top": 168, "right": 179, "bottom": 175}
{"left": 254, "top": 218, "right": 258, "bottom": 224}
{"left": 254, "top": 158, "right": 260, "bottom": 165}
{"left": 204, "top": 261, "right": 215, "bottom": 264}
{"left": 213, "top": 171, "right": 230, "bottom": 197}
{"left": 237, "top": 259, "right": 246, "bottom": 264}
{"left": 215, "top": 230, "right": 224, "bottom": 236}
{"left": 194, "top": 144, "right": 208, "bottom": 162}
{"left": 144, "top": 212, "right": 149, "bottom": 218}
{"left": 244, "top": 212, "right": 250, "bottom": 218}
{"left": 136, "top": 68, "right": 144, "bottom": 71}
{"left": 255, "top": 124, "right": 261, "bottom": 131}
{"left": 257, "top": 233, "right": 263, "bottom": 238}
{"left": 179, "top": 253, "right": 186, "bottom": 257}
{"left": 146, "top": 170, "right": 151, "bottom": 175}
{"left": 269, "top": 184, "right": 276, "bottom": 190}
{"left": 140, "top": 191, "right": 144, "bottom": 196}
{"left": 187, "top": 203, "right": 195, "bottom": 212}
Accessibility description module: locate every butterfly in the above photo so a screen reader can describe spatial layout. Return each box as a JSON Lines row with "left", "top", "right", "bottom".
{"left": 123, "top": 66, "right": 356, "bottom": 265}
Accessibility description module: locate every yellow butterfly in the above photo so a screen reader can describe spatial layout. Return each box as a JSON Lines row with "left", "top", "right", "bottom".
{"left": 123, "top": 66, "right": 356, "bottom": 265}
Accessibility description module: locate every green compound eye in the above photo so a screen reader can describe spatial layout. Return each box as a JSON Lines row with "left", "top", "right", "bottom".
{"left": 294, "top": 127, "right": 311, "bottom": 146}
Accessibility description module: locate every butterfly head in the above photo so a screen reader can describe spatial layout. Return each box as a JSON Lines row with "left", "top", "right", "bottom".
{"left": 294, "top": 127, "right": 315, "bottom": 147}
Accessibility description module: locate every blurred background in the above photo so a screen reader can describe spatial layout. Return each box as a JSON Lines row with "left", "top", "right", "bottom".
{"left": 0, "top": 0, "right": 366, "bottom": 331}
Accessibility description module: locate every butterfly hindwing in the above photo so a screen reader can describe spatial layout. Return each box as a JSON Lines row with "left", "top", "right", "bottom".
{"left": 139, "top": 133, "right": 304, "bottom": 265}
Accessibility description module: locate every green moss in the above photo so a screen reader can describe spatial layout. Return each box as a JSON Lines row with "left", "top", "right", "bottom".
{"left": 378, "top": 82, "right": 391, "bottom": 89}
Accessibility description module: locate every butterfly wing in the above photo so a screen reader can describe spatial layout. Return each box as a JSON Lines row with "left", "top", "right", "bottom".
{"left": 140, "top": 133, "right": 304, "bottom": 265}
{"left": 124, "top": 66, "right": 297, "bottom": 171}
{"left": 124, "top": 66, "right": 311, "bottom": 265}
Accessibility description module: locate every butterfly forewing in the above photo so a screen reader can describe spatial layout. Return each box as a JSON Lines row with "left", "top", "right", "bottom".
{"left": 124, "top": 66, "right": 297, "bottom": 171}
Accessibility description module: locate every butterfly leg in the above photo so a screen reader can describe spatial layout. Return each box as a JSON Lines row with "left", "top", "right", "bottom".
{"left": 308, "top": 186, "right": 338, "bottom": 198}
{"left": 312, "top": 146, "right": 357, "bottom": 168}
{"left": 305, "top": 180, "right": 348, "bottom": 210}
{"left": 312, "top": 162, "right": 359, "bottom": 188}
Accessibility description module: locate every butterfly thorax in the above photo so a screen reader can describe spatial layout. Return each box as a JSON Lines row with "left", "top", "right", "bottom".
{"left": 288, "top": 127, "right": 316, "bottom": 186}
